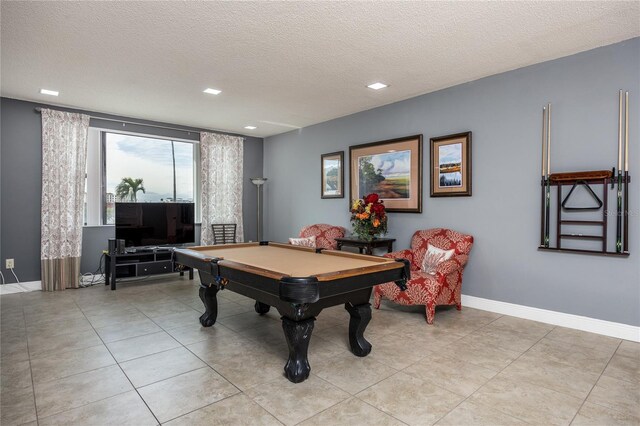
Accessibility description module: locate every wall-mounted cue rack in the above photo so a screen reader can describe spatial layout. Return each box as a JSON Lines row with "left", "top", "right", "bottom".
{"left": 539, "top": 91, "right": 631, "bottom": 257}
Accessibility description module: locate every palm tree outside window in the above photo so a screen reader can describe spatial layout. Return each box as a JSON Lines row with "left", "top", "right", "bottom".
{"left": 115, "top": 178, "right": 146, "bottom": 201}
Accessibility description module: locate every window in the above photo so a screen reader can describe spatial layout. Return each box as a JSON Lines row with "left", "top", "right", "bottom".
{"left": 83, "top": 129, "right": 197, "bottom": 226}
{"left": 103, "top": 133, "right": 195, "bottom": 224}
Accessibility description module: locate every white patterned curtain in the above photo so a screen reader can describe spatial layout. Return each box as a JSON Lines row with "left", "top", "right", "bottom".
{"left": 200, "top": 132, "right": 244, "bottom": 245}
{"left": 40, "top": 109, "right": 90, "bottom": 291}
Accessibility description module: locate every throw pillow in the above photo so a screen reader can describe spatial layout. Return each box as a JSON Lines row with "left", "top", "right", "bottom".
{"left": 421, "top": 243, "right": 455, "bottom": 275}
{"left": 289, "top": 235, "right": 316, "bottom": 248}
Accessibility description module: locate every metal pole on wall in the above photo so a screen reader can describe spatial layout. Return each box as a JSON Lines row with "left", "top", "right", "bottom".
{"left": 250, "top": 178, "right": 267, "bottom": 241}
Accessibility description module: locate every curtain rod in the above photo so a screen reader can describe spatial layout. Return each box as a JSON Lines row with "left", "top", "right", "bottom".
{"left": 34, "top": 107, "right": 204, "bottom": 136}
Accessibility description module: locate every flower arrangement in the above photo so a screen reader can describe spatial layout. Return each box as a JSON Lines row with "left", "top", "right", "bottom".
{"left": 350, "top": 193, "right": 388, "bottom": 241}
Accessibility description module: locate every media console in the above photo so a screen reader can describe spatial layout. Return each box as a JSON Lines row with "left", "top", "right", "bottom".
{"left": 105, "top": 248, "right": 194, "bottom": 290}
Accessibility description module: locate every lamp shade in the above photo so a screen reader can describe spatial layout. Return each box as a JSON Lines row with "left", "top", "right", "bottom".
{"left": 250, "top": 177, "right": 268, "bottom": 186}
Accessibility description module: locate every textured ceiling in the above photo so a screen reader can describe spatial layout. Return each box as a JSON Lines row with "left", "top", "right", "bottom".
{"left": 2, "top": 1, "right": 639, "bottom": 137}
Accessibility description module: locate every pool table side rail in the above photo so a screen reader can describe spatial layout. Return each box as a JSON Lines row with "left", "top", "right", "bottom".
{"left": 180, "top": 242, "right": 395, "bottom": 263}
{"left": 211, "top": 261, "right": 408, "bottom": 306}
{"left": 174, "top": 242, "right": 403, "bottom": 282}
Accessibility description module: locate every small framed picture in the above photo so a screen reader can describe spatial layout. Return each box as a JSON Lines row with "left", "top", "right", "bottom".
{"left": 430, "top": 132, "right": 472, "bottom": 197}
{"left": 321, "top": 151, "right": 344, "bottom": 198}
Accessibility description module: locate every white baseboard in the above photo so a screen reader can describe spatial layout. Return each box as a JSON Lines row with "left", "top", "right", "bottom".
{"left": 0, "top": 281, "right": 41, "bottom": 295}
{"left": 462, "top": 294, "right": 640, "bottom": 342}
{"left": 19, "top": 281, "right": 42, "bottom": 291}
{"left": 0, "top": 284, "right": 23, "bottom": 295}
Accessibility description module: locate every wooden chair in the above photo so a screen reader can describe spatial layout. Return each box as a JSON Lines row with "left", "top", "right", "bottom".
{"left": 212, "top": 224, "right": 237, "bottom": 244}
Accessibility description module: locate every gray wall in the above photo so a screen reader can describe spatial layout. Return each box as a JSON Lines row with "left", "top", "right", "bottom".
{"left": 1, "top": 98, "right": 42, "bottom": 283}
{"left": 264, "top": 38, "right": 640, "bottom": 326}
{"left": 0, "top": 97, "right": 263, "bottom": 282}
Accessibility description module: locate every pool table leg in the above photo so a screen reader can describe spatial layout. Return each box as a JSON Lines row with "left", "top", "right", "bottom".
{"left": 199, "top": 285, "right": 219, "bottom": 327}
{"left": 282, "top": 317, "right": 315, "bottom": 383}
{"left": 345, "top": 302, "right": 372, "bottom": 357}
{"left": 254, "top": 301, "right": 271, "bottom": 315}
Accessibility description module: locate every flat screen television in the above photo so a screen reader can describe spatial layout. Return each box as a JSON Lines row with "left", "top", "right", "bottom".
{"left": 115, "top": 202, "right": 195, "bottom": 247}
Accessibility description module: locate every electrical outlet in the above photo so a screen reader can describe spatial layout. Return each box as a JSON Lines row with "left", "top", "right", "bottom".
{"left": 5, "top": 259, "right": 15, "bottom": 269}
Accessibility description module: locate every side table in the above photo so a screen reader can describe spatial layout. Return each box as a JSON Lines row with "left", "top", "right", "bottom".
{"left": 335, "top": 237, "right": 396, "bottom": 256}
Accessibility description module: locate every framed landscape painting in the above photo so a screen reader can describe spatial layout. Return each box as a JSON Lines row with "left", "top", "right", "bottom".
{"left": 321, "top": 151, "right": 344, "bottom": 198}
{"left": 349, "top": 135, "right": 422, "bottom": 213}
{"left": 430, "top": 132, "right": 472, "bottom": 197}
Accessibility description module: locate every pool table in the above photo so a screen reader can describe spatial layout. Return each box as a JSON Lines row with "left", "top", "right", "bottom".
{"left": 174, "top": 242, "right": 409, "bottom": 383}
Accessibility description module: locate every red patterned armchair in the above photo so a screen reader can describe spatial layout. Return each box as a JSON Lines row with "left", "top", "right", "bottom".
{"left": 298, "top": 224, "right": 346, "bottom": 250}
{"left": 373, "top": 228, "right": 474, "bottom": 324}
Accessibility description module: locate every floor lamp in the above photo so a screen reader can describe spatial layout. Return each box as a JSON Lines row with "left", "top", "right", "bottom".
{"left": 250, "top": 177, "right": 267, "bottom": 241}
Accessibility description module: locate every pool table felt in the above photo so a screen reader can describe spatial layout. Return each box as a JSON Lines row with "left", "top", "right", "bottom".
{"left": 185, "top": 243, "right": 401, "bottom": 279}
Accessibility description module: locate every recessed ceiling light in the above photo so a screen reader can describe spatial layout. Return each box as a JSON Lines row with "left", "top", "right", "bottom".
{"left": 203, "top": 88, "right": 221, "bottom": 95}
{"left": 367, "top": 82, "right": 388, "bottom": 90}
{"left": 40, "top": 89, "right": 59, "bottom": 96}
{"left": 244, "top": 126, "right": 257, "bottom": 130}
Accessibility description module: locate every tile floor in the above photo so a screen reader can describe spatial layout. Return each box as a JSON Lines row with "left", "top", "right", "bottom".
{"left": 1, "top": 274, "right": 638, "bottom": 425}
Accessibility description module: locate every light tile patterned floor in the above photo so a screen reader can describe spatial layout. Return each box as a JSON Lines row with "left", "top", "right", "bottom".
{"left": 1, "top": 274, "right": 638, "bottom": 425}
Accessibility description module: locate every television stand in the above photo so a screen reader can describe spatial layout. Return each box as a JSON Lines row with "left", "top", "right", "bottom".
{"left": 105, "top": 248, "right": 194, "bottom": 290}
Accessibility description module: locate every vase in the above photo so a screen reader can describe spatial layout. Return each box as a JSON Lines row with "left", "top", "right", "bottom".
{"left": 355, "top": 229, "right": 378, "bottom": 242}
